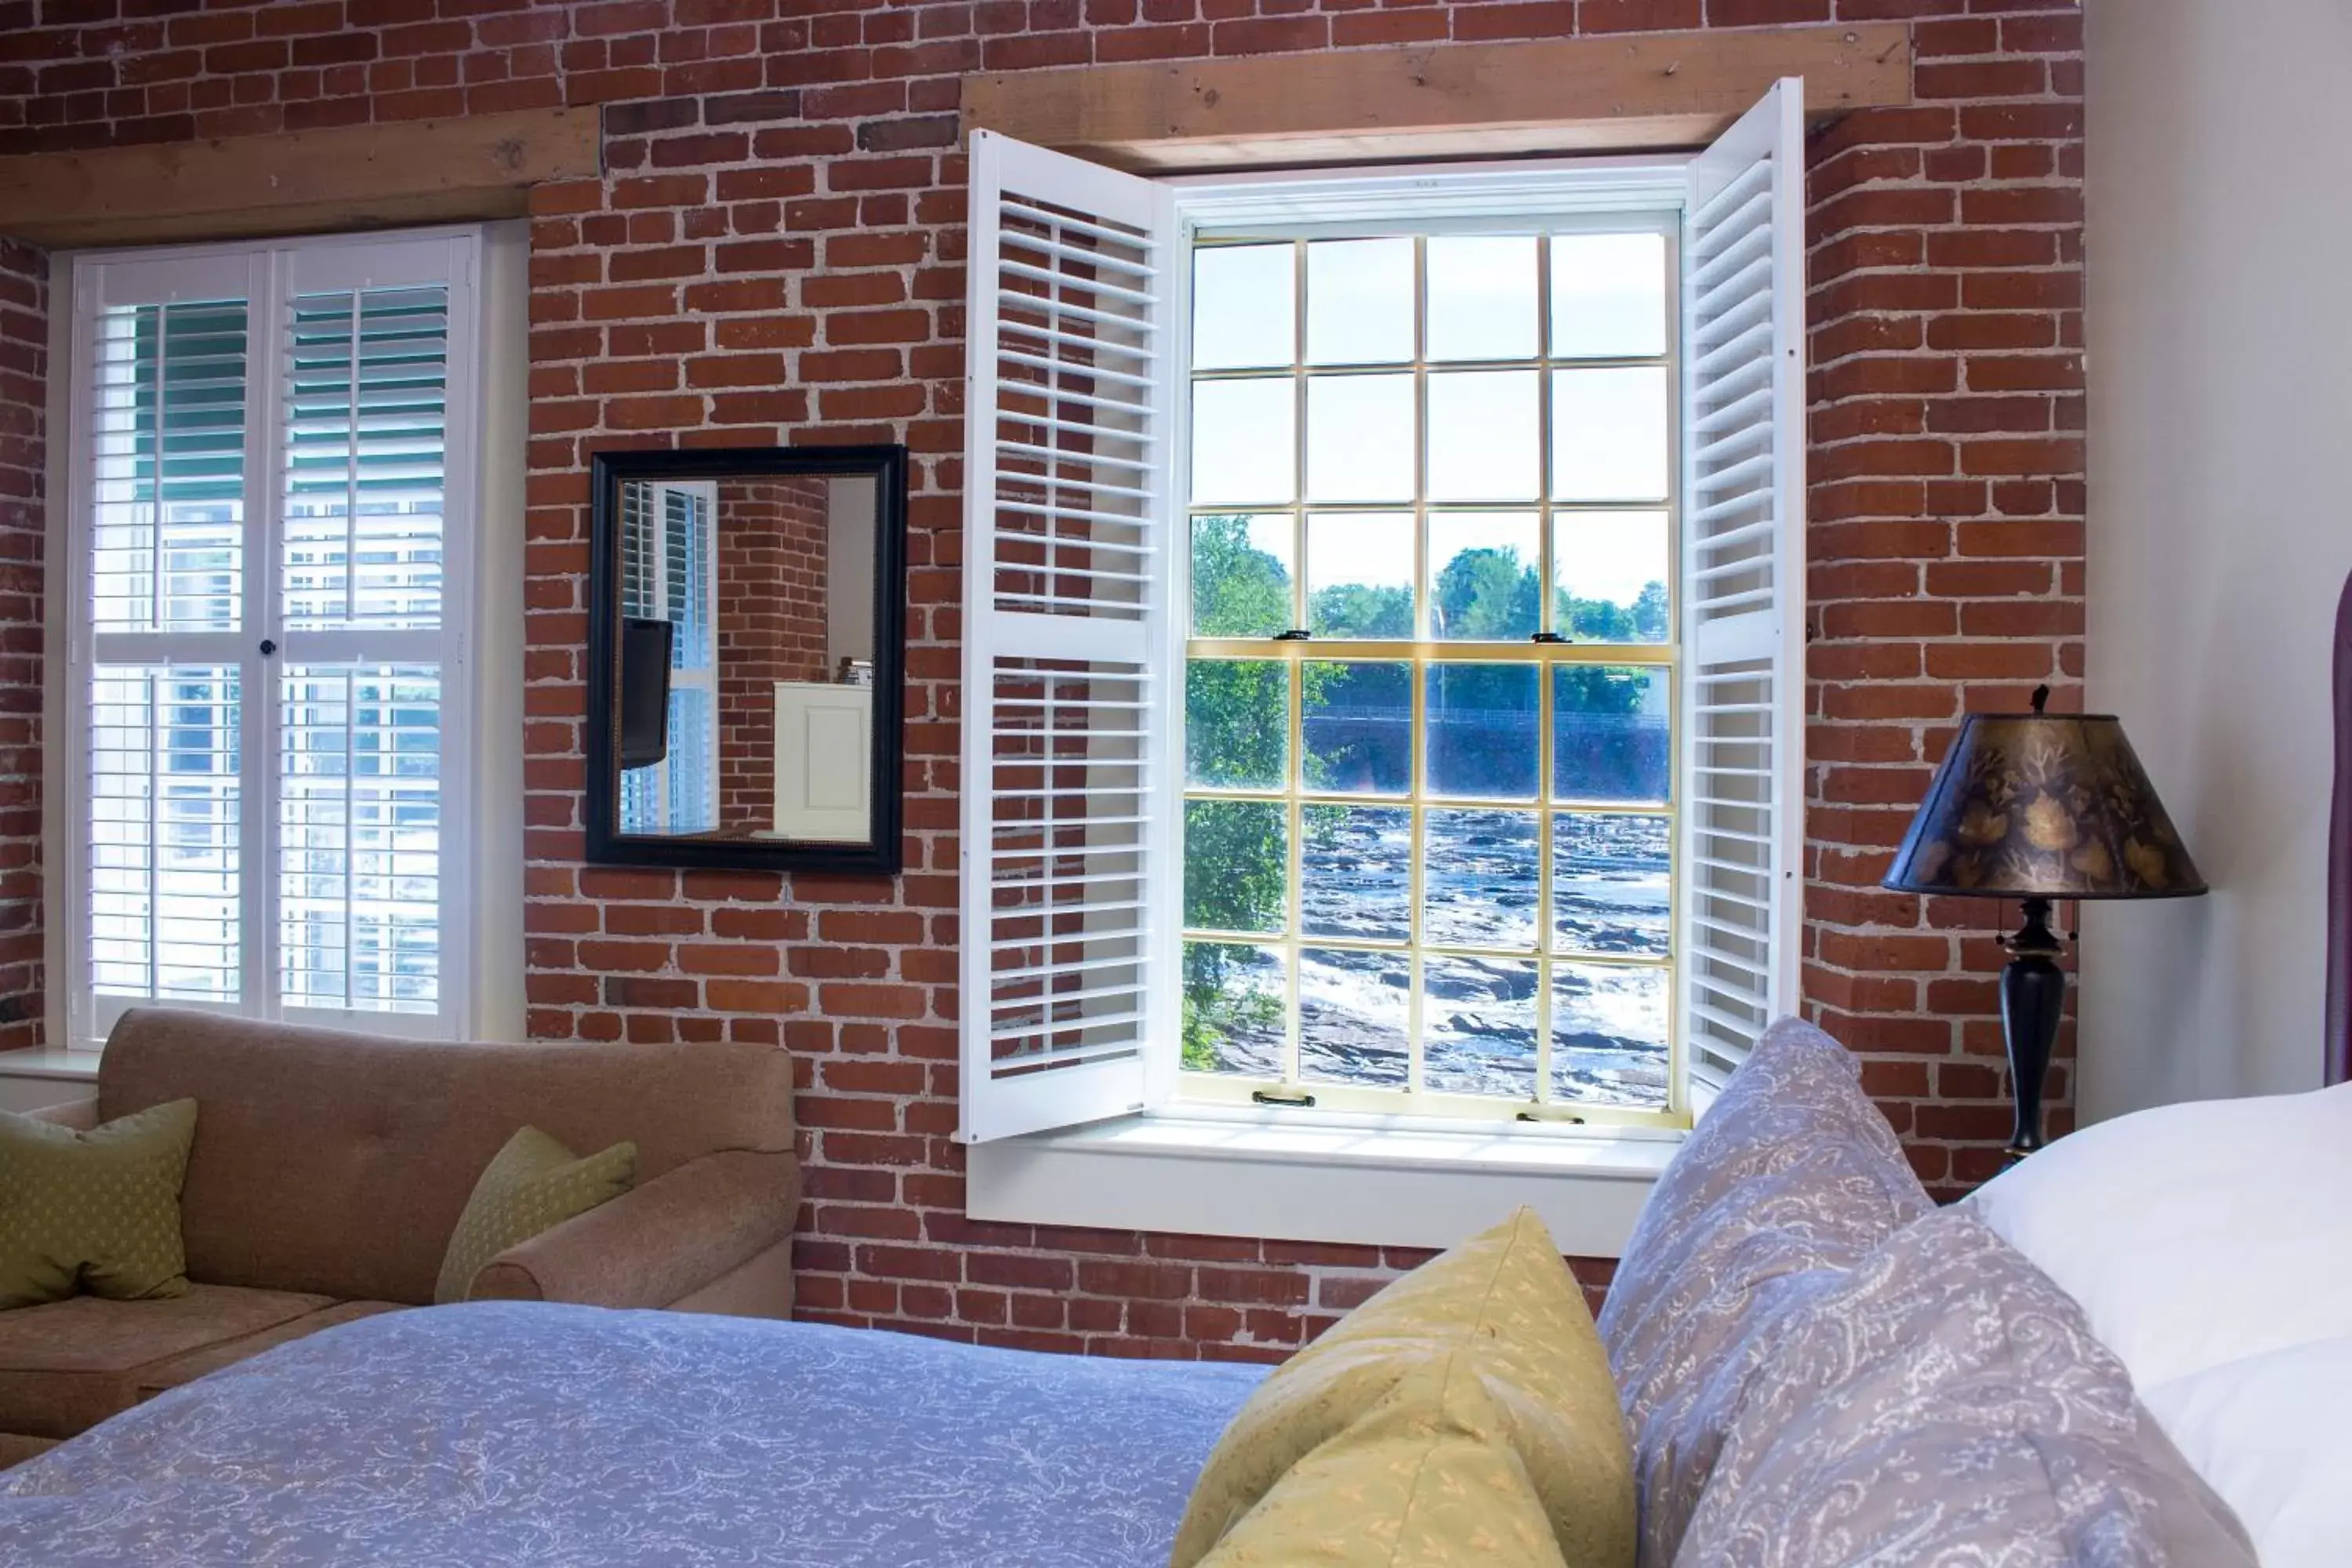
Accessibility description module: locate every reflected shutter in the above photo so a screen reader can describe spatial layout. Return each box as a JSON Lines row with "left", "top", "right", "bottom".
{"left": 958, "top": 131, "right": 1179, "bottom": 1143}
{"left": 1678, "top": 80, "right": 1809, "bottom": 1096}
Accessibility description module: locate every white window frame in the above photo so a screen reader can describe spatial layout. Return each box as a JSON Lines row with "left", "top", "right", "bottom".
{"left": 959, "top": 85, "right": 1805, "bottom": 1252}
{"left": 43, "top": 225, "right": 526, "bottom": 1051}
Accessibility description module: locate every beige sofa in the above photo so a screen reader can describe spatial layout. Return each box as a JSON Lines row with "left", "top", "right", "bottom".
{"left": 0, "top": 1008, "right": 800, "bottom": 1466}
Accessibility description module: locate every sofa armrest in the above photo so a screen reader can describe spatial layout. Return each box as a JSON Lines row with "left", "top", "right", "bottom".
{"left": 468, "top": 1148, "right": 800, "bottom": 1312}
{"left": 16, "top": 1095, "right": 99, "bottom": 1131}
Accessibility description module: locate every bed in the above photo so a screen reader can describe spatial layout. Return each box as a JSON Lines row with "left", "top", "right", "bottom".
{"left": 0, "top": 1302, "right": 1267, "bottom": 1566}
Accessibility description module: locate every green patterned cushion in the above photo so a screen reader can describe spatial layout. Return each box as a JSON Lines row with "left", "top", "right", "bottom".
{"left": 434, "top": 1127, "right": 635, "bottom": 1305}
{"left": 0, "top": 1098, "right": 199, "bottom": 1311}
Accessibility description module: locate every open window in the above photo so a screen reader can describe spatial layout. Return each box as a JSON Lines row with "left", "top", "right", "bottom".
{"left": 959, "top": 84, "right": 1805, "bottom": 1146}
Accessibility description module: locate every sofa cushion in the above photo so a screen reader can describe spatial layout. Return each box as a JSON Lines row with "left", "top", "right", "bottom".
{"left": 0, "top": 1284, "right": 332, "bottom": 1439}
{"left": 0, "top": 1098, "right": 198, "bottom": 1310}
{"left": 97, "top": 1007, "right": 795, "bottom": 1305}
{"left": 133, "top": 1300, "right": 405, "bottom": 1402}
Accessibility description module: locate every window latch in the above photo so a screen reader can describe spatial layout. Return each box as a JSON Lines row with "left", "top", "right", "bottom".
{"left": 1273, "top": 629, "right": 1312, "bottom": 642}
{"left": 1251, "top": 1087, "right": 1317, "bottom": 1109}
{"left": 1515, "top": 1108, "right": 1587, "bottom": 1125}
{"left": 1530, "top": 632, "right": 1569, "bottom": 644}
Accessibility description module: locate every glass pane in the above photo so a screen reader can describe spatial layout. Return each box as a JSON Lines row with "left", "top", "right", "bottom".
{"left": 1426, "top": 664, "right": 1539, "bottom": 800}
{"left": 1552, "top": 963, "right": 1670, "bottom": 1108}
{"left": 1551, "top": 232, "right": 1669, "bottom": 359}
{"left": 280, "top": 663, "right": 444, "bottom": 1014}
{"left": 1424, "top": 956, "right": 1538, "bottom": 1099}
{"left": 92, "top": 300, "right": 249, "bottom": 633}
{"left": 1190, "top": 514, "right": 1294, "bottom": 637}
{"left": 1428, "top": 513, "right": 1539, "bottom": 642}
{"left": 88, "top": 664, "right": 242, "bottom": 1003}
{"left": 1182, "top": 799, "right": 1288, "bottom": 935}
{"left": 1425, "top": 369, "right": 1540, "bottom": 503}
{"left": 1192, "top": 244, "right": 1296, "bottom": 371}
{"left": 1552, "top": 366, "right": 1671, "bottom": 503}
{"left": 1306, "top": 512, "right": 1415, "bottom": 638}
{"left": 1426, "top": 235, "right": 1538, "bottom": 362}
{"left": 1306, "top": 238, "right": 1414, "bottom": 366}
{"left": 1553, "top": 666, "right": 1671, "bottom": 804}
{"left": 1305, "top": 373, "right": 1414, "bottom": 503}
{"left": 283, "top": 285, "right": 450, "bottom": 633}
{"left": 1421, "top": 808, "right": 1538, "bottom": 949}
{"left": 1303, "top": 660, "right": 1410, "bottom": 794}
{"left": 1191, "top": 378, "right": 1295, "bottom": 506}
{"left": 1300, "top": 946, "right": 1409, "bottom": 1088}
{"left": 1185, "top": 659, "right": 1290, "bottom": 789}
{"left": 1552, "top": 812, "right": 1671, "bottom": 958}
{"left": 1554, "top": 510, "right": 1669, "bottom": 644}
{"left": 1181, "top": 941, "right": 1286, "bottom": 1076}
{"left": 1302, "top": 804, "right": 1410, "bottom": 942}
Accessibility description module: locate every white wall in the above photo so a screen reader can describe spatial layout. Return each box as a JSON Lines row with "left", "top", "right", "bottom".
{"left": 827, "top": 474, "right": 877, "bottom": 670}
{"left": 2082, "top": 0, "right": 2352, "bottom": 1115}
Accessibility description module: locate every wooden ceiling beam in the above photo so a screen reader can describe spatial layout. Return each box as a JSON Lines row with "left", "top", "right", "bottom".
{"left": 0, "top": 106, "right": 601, "bottom": 249}
{"left": 960, "top": 24, "right": 1911, "bottom": 172}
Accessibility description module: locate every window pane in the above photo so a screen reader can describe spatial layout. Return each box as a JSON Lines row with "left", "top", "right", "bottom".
{"left": 1428, "top": 513, "right": 1539, "bottom": 642}
{"left": 1306, "top": 512, "right": 1414, "bottom": 638}
{"left": 1552, "top": 366, "right": 1670, "bottom": 503}
{"left": 1181, "top": 941, "right": 1286, "bottom": 1076}
{"left": 1185, "top": 659, "right": 1290, "bottom": 789}
{"left": 1192, "top": 244, "right": 1296, "bottom": 371}
{"left": 1551, "top": 232, "right": 1668, "bottom": 359}
{"left": 282, "top": 285, "right": 449, "bottom": 632}
{"left": 1552, "top": 963, "right": 1669, "bottom": 1108}
{"left": 1306, "top": 238, "right": 1414, "bottom": 366}
{"left": 92, "top": 300, "right": 249, "bottom": 633}
{"left": 1552, "top": 666, "right": 1670, "bottom": 804}
{"left": 1190, "top": 514, "right": 1294, "bottom": 637}
{"left": 1552, "top": 812, "right": 1670, "bottom": 958}
{"left": 1421, "top": 808, "right": 1537, "bottom": 949}
{"left": 1425, "top": 369, "right": 1539, "bottom": 503}
{"left": 1303, "top": 660, "right": 1410, "bottom": 794}
{"left": 280, "top": 663, "right": 443, "bottom": 1014}
{"left": 1305, "top": 373, "right": 1414, "bottom": 503}
{"left": 1302, "top": 804, "right": 1410, "bottom": 942}
{"left": 1554, "top": 510, "right": 1669, "bottom": 644}
{"left": 1426, "top": 235, "right": 1537, "bottom": 362}
{"left": 1426, "top": 664, "right": 1538, "bottom": 800}
{"left": 1191, "top": 379, "right": 1295, "bottom": 506}
{"left": 89, "top": 664, "right": 242, "bottom": 1003}
{"left": 1424, "top": 956, "right": 1537, "bottom": 1099}
{"left": 1183, "top": 799, "right": 1287, "bottom": 935}
{"left": 1300, "top": 946, "right": 1408, "bottom": 1088}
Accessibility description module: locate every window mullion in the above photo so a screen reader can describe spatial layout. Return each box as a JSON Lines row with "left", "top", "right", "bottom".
{"left": 243, "top": 246, "right": 285, "bottom": 1022}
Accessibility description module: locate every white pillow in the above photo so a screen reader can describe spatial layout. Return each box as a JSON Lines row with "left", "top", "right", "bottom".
{"left": 2143, "top": 1338, "right": 2352, "bottom": 1568}
{"left": 1966, "top": 1080, "right": 2352, "bottom": 1390}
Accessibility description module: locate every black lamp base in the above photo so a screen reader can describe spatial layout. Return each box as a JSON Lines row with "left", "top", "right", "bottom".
{"left": 1998, "top": 897, "right": 2067, "bottom": 1160}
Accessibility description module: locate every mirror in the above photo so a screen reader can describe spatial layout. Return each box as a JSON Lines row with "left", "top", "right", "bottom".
{"left": 586, "top": 446, "right": 906, "bottom": 873}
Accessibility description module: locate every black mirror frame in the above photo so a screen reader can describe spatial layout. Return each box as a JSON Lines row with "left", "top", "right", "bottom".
{"left": 584, "top": 444, "right": 909, "bottom": 876}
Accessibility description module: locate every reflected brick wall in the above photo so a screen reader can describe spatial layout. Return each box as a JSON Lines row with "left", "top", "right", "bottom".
{"left": 716, "top": 474, "right": 832, "bottom": 828}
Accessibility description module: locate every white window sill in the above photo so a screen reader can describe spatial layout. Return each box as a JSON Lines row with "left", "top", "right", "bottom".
{"left": 0, "top": 1048, "right": 100, "bottom": 1082}
{"left": 967, "top": 1109, "right": 1680, "bottom": 1258}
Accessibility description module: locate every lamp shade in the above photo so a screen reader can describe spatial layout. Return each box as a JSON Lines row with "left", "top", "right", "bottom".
{"left": 1883, "top": 706, "right": 2205, "bottom": 899}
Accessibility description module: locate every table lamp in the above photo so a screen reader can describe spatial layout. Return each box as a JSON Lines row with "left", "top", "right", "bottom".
{"left": 1882, "top": 685, "right": 2206, "bottom": 1157}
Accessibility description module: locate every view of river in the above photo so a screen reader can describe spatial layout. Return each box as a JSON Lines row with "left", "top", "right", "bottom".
{"left": 1193, "top": 808, "right": 1671, "bottom": 1108}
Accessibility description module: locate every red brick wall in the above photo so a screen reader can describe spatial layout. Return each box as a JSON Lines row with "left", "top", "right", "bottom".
{"left": 716, "top": 474, "right": 833, "bottom": 827}
{"left": 0, "top": 0, "right": 2085, "bottom": 1348}
{"left": 0, "top": 240, "right": 43, "bottom": 1052}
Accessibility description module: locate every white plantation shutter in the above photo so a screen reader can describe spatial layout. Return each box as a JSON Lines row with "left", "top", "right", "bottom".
{"left": 958, "top": 131, "right": 1178, "bottom": 1143}
{"left": 1678, "top": 81, "right": 1809, "bottom": 1096}
{"left": 65, "top": 230, "right": 484, "bottom": 1046}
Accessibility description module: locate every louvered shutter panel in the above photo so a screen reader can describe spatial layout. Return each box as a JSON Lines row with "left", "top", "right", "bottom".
{"left": 1678, "top": 81, "right": 1808, "bottom": 1098}
{"left": 959, "top": 131, "right": 1178, "bottom": 1143}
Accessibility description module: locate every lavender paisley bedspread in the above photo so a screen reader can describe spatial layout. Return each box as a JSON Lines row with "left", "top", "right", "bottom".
{"left": 0, "top": 1301, "right": 1270, "bottom": 1566}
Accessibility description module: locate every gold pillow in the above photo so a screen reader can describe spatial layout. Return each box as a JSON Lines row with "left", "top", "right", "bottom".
{"left": 434, "top": 1126, "right": 635, "bottom": 1305}
{"left": 1173, "top": 1207, "right": 1633, "bottom": 1568}
{"left": 0, "top": 1098, "right": 199, "bottom": 1311}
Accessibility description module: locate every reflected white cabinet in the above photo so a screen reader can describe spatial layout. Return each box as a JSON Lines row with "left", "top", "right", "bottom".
{"left": 773, "top": 681, "right": 871, "bottom": 841}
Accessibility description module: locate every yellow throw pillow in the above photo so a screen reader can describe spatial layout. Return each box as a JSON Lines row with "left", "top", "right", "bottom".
{"left": 0, "top": 1098, "right": 199, "bottom": 1311}
{"left": 1173, "top": 1207, "right": 1633, "bottom": 1568}
{"left": 434, "top": 1126, "right": 635, "bottom": 1305}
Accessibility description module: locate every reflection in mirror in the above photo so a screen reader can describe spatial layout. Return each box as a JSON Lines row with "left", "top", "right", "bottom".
{"left": 614, "top": 471, "right": 880, "bottom": 844}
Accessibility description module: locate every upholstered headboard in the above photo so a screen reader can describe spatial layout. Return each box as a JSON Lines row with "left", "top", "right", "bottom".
{"left": 2331, "top": 570, "right": 2352, "bottom": 1085}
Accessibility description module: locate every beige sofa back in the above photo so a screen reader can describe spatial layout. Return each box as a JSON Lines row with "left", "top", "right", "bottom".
{"left": 96, "top": 1009, "right": 798, "bottom": 1306}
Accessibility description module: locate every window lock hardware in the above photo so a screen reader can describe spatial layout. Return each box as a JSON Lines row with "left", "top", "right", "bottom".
{"left": 258, "top": 639, "right": 278, "bottom": 655}
{"left": 1252, "top": 1087, "right": 1318, "bottom": 1108}
{"left": 1515, "top": 1108, "right": 1588, "bottom": 1125}
{"left": 1273, "top": 629, "right": 1312, "bottom": 642}
{"left": 1530, "top": 632, "right": 1569, "bottom": 644}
